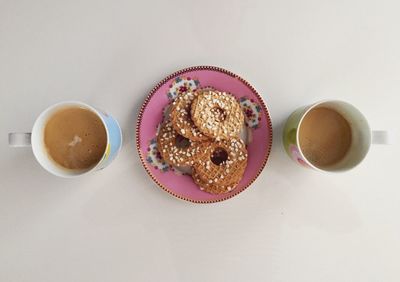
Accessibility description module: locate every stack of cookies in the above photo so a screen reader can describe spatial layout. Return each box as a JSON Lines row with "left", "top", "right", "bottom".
{"left": 157, "top": 88, "right": 248, "bottom": 194}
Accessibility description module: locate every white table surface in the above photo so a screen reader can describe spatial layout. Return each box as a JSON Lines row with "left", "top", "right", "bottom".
{"left": 1, "top": 1, "right": 399, "bottom": 281}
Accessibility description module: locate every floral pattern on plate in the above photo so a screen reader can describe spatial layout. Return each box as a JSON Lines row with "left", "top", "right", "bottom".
{"left": 167, "top": 76, "right": 200, "bottom": 100}
{"left": 146, "top": 138, "right": 171, "bottom": 172}
{"left": 239, "top": 97, "right": 262, "bottom": 129}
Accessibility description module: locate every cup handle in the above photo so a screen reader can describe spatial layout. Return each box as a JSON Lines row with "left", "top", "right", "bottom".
{"left": 371, "top": 130, "right": 393, "bottom": 145}
{"left": 8, "top": 133, "right": 32, "bottom": 147}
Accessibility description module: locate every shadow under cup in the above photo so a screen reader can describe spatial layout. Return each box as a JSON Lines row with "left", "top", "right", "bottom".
{"left": 31, "top": 102, "right": 116, "bottom": 177}
{"left": 298, "top": 101, "right": 371, "bottom": 172}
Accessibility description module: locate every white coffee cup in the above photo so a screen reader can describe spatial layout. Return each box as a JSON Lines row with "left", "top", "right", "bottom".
{"left": 9, "top": 101, "right": 122, "bottom": 177}
{"left": 282, "top": 100, "right": 392, "bottom": 172}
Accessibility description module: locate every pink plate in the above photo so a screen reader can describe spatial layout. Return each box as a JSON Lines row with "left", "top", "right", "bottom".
{"left": 136, "top": 66, "right": 272, "bottom": 203}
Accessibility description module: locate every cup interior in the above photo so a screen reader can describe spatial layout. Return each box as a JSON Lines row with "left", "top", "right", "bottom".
{"left": 31, "top": 101, "right": 108, "bottom": 177}
{"left": 298, "top": 101, "right": 371, "bottom": 172}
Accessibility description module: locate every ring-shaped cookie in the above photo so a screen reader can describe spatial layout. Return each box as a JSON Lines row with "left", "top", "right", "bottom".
{"left": 191, "top": 90, "right": 244, "bottom": 140}
{"left": 157, "top": 121, "right": 205, "bottom": 167}
{"left": 192, "top": 138, "right": 248, "bottom": 193}
{"left": 170, "top": 90, "right": 209, "bottom": 141}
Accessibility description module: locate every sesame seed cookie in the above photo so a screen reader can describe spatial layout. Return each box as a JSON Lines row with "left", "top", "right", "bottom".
{"left": 192, "top": 169, "right": 242, "bottom": 194}
{"left": 190, "top": 90, "right": 244, "bottom": 140}
{"left": 192, "top": 138, "right": 248, "bottom": 194}
{"left": 157, "top": 121, "right": 207, "bottom": 167}
{"left": 170, "top": 89, "right": 209, "bottom": 141}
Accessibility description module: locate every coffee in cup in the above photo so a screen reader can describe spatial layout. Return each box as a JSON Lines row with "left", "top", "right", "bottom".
{"left": 44, "top": 106, "right": 108, "bottom": 170}
{"left": 283, "top": 100, "right": 390, "bottom": 172}
{"left": 298, "top": 107, "right": 352, "bottom": 168}
{"left": 9, "top": 101, "right": 122, "bottom": 177}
